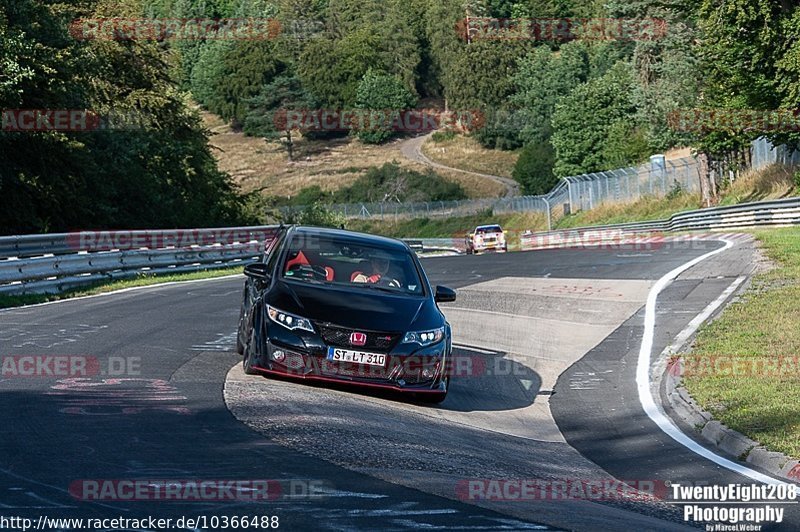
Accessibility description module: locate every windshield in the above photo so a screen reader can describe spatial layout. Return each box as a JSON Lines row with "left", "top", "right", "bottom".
{"left": 476, "top": 226, "right": 503, "bottom": 234}
{"left": 281, "top": 233, "right": 424, "bottom": 296}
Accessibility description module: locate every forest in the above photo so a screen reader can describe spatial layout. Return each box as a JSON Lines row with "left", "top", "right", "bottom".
{"left": 2, "top": 0, "right": 799, "bottom": 233}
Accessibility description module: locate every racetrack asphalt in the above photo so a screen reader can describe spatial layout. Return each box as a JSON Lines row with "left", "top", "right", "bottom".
{"left": 0, "top": 238, "right": 796, "bottom": 531}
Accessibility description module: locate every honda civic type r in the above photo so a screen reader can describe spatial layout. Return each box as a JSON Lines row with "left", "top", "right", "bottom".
{"left": 236, "top": 226, "right": 457, "bottom": 403}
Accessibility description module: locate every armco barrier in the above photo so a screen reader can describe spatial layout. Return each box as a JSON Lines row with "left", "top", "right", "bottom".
{"left": 3, "top": 197, "right": 799, "bottom": 296}
{"left": 0, "top": 227, "right": 460, "bottom": 296}
{"left": 519, "top": 196, "right": 800, "bottom": 250}
{"left": 0, "top": 227, "right": 280, "bottom": 296}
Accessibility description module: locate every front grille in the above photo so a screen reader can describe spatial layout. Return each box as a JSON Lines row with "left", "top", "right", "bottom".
{"left": 317, "top": 323, "right": 399, "bottom": 352}
{"left": 319, "top": 361, "right": 389, "bottom": 380}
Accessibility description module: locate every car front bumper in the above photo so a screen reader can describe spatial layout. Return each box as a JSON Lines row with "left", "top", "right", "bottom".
{"left": 252, "top": 338, "right": 449, "bottom": 393}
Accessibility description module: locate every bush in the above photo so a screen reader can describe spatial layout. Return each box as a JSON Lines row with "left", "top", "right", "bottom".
{"left": 602, "top": 120, "right": 652, "bottom": 169}
{"left": 666, "top": 180, "right": 685, "bottom": 200}
{"left": 512, "top": 142, "right": 558, "bottom": 195}
{"left": 281, "top": 202, "right": 345, "bottom": 228}
{"left": 431, "top": 130, "right": 457, "bottom": 142}
{"left": 353, "top": 69, "right": 417, "bottom": 144}
{"left": 287, "top": 163, "right": 468, "bottom": 206}
{"left": 331, "top": 163, "right": 467, "bottom": 203}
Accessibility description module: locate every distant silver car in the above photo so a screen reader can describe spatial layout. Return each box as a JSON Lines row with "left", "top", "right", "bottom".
{"left": 465, "top": 225, "right": 507, "bottom": 255}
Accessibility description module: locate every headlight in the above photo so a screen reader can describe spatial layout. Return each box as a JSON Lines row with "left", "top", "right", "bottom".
{"left": 402, "top": 327, "right": 445, "bottom": 347}
{"left": 267, "top": 305, "right": 314, "bottom": 332}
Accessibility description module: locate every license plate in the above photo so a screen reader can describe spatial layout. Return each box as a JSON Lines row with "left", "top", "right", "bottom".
{"left": 327, "top": 347, "right": 386, "bottom": 367}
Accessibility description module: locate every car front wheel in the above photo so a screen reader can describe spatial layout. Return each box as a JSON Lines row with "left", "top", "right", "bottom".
{"left": 242, "top": 326, "right": 260, "bottom": 375}
{"left": 418, "top": 376, "right": 449, "bottom": 404}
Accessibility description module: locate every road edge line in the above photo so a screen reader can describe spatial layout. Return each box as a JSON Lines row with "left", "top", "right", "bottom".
{"left": 636, "top": 238, "right": 789, "bottom": 486}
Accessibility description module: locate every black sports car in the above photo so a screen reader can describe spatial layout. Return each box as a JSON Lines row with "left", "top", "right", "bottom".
{"left": 236, "top": 225, "right": 457, "bottom": 403}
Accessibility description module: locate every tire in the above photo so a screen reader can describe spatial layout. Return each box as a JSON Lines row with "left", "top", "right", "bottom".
{"left": 235, "top": 287, "right": 248, "bottom": 355}
{"left": 420, "top": 392, "right": 448, "bottom": 404}
{"left": 418, "top": 376, "right": 449, "bottom": 404}
{"left": 242, "top": 326, "right": 259, "bottom": 375}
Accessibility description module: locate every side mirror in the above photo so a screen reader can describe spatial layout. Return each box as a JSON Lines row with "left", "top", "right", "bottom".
{"left": 244, "top": 262, "right": 271, "bottom": 281}
{"left": 434, "top": 285, "right": 457, "bottom": 303}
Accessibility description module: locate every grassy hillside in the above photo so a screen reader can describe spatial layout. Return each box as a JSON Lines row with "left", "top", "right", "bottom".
{"left": 422, "top": 134, "right": 520, "bottom": 178}
{"left": 203, "top": 112, "right": 506, "bottom": 199}
{"left": 347, "top": 163, "right": 797, "bottom": 239}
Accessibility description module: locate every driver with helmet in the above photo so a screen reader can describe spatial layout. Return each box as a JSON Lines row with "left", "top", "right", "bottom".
{"left": 351, "top": 251, "right": 401, "bottom": 287}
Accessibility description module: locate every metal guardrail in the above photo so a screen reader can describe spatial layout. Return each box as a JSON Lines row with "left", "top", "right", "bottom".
{"left": 518, "top": 196, "right": 800, "bottom": 250}
{"left": 0, "top": 227, "right": 280, "bottom": 296}
{"left": 3, "top": 196, "right": 799, "bottom": 297}
{"left": 0, "top": 227, "right": 460, "bottom": 296}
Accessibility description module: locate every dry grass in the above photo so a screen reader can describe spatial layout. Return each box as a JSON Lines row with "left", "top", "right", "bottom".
{"left": 664, "top": 146, "right": 692, "bottom": 160}
{"left": 203, "top": 112, "right": 504, "bottom": 199}
{"left": 720, "top": 164, "right": 796, "bottom": 205}
{"left": 555, "top": 193, "right": 703, "bottom": 228}
{"left": 422, "top": 134, "right": 520, "bottom": 178}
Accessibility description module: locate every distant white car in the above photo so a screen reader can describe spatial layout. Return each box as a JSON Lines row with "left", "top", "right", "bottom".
{"left": 465, "top": 225, "right": 507, "bottom": 255}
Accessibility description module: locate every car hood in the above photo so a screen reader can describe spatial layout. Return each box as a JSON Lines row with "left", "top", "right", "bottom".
{"left": 269, "top": 280, "right": 439, "bottom": 332}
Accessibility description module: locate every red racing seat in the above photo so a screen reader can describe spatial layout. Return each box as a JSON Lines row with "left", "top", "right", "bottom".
{"left": 285, "top": 250, "right": 310, "bottom": 272}
{"left": 286, "top": 250, "right": 336, "bottom": 281}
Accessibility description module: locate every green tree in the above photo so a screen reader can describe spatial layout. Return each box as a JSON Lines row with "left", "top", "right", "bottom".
{"left": 353, "top": 69, "right": 417, "bottom": 144}
{"left": 190, "top": 40, "right": 233, "bottom": 114}
{"left": 446, "top": 40, "right": 532, "bottom": 149}
{"left": 296, "top": 30, "right": 385, "bottom": 107}
{"left": 601, "top": 120, "right": 652, "bottom": 169}
{"left": 424, "top": 0, "right": 466, "bottom": 99}
{"left": 512, "top": 141, "right": 558, "bottom": 195}
{"left": 550, "top": 61, "right": 639, "bottom": 176}
{"left": 294, "top": 0, "right": 421, "bottom": 107}
{"left": 510, "top": 42, "right": 590, "bottom": 144}
{"left": 191, "top": 40, "right": 285, "bottom": 128}
{"left": 244, "top": 74, "right": 318, "bottom": 161}
{"left": 0, "top": 0, "right": 246, "bottom": 234}
{"left": 606, "top": 0, "right": 701, "bottom": 152}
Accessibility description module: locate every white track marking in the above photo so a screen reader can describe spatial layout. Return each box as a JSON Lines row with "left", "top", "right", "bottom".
{"left": 663, "top": 276, "right": 747, "bottom": 357}
{"left": 636, "top": 238, "right": 788, "bottom": 486}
